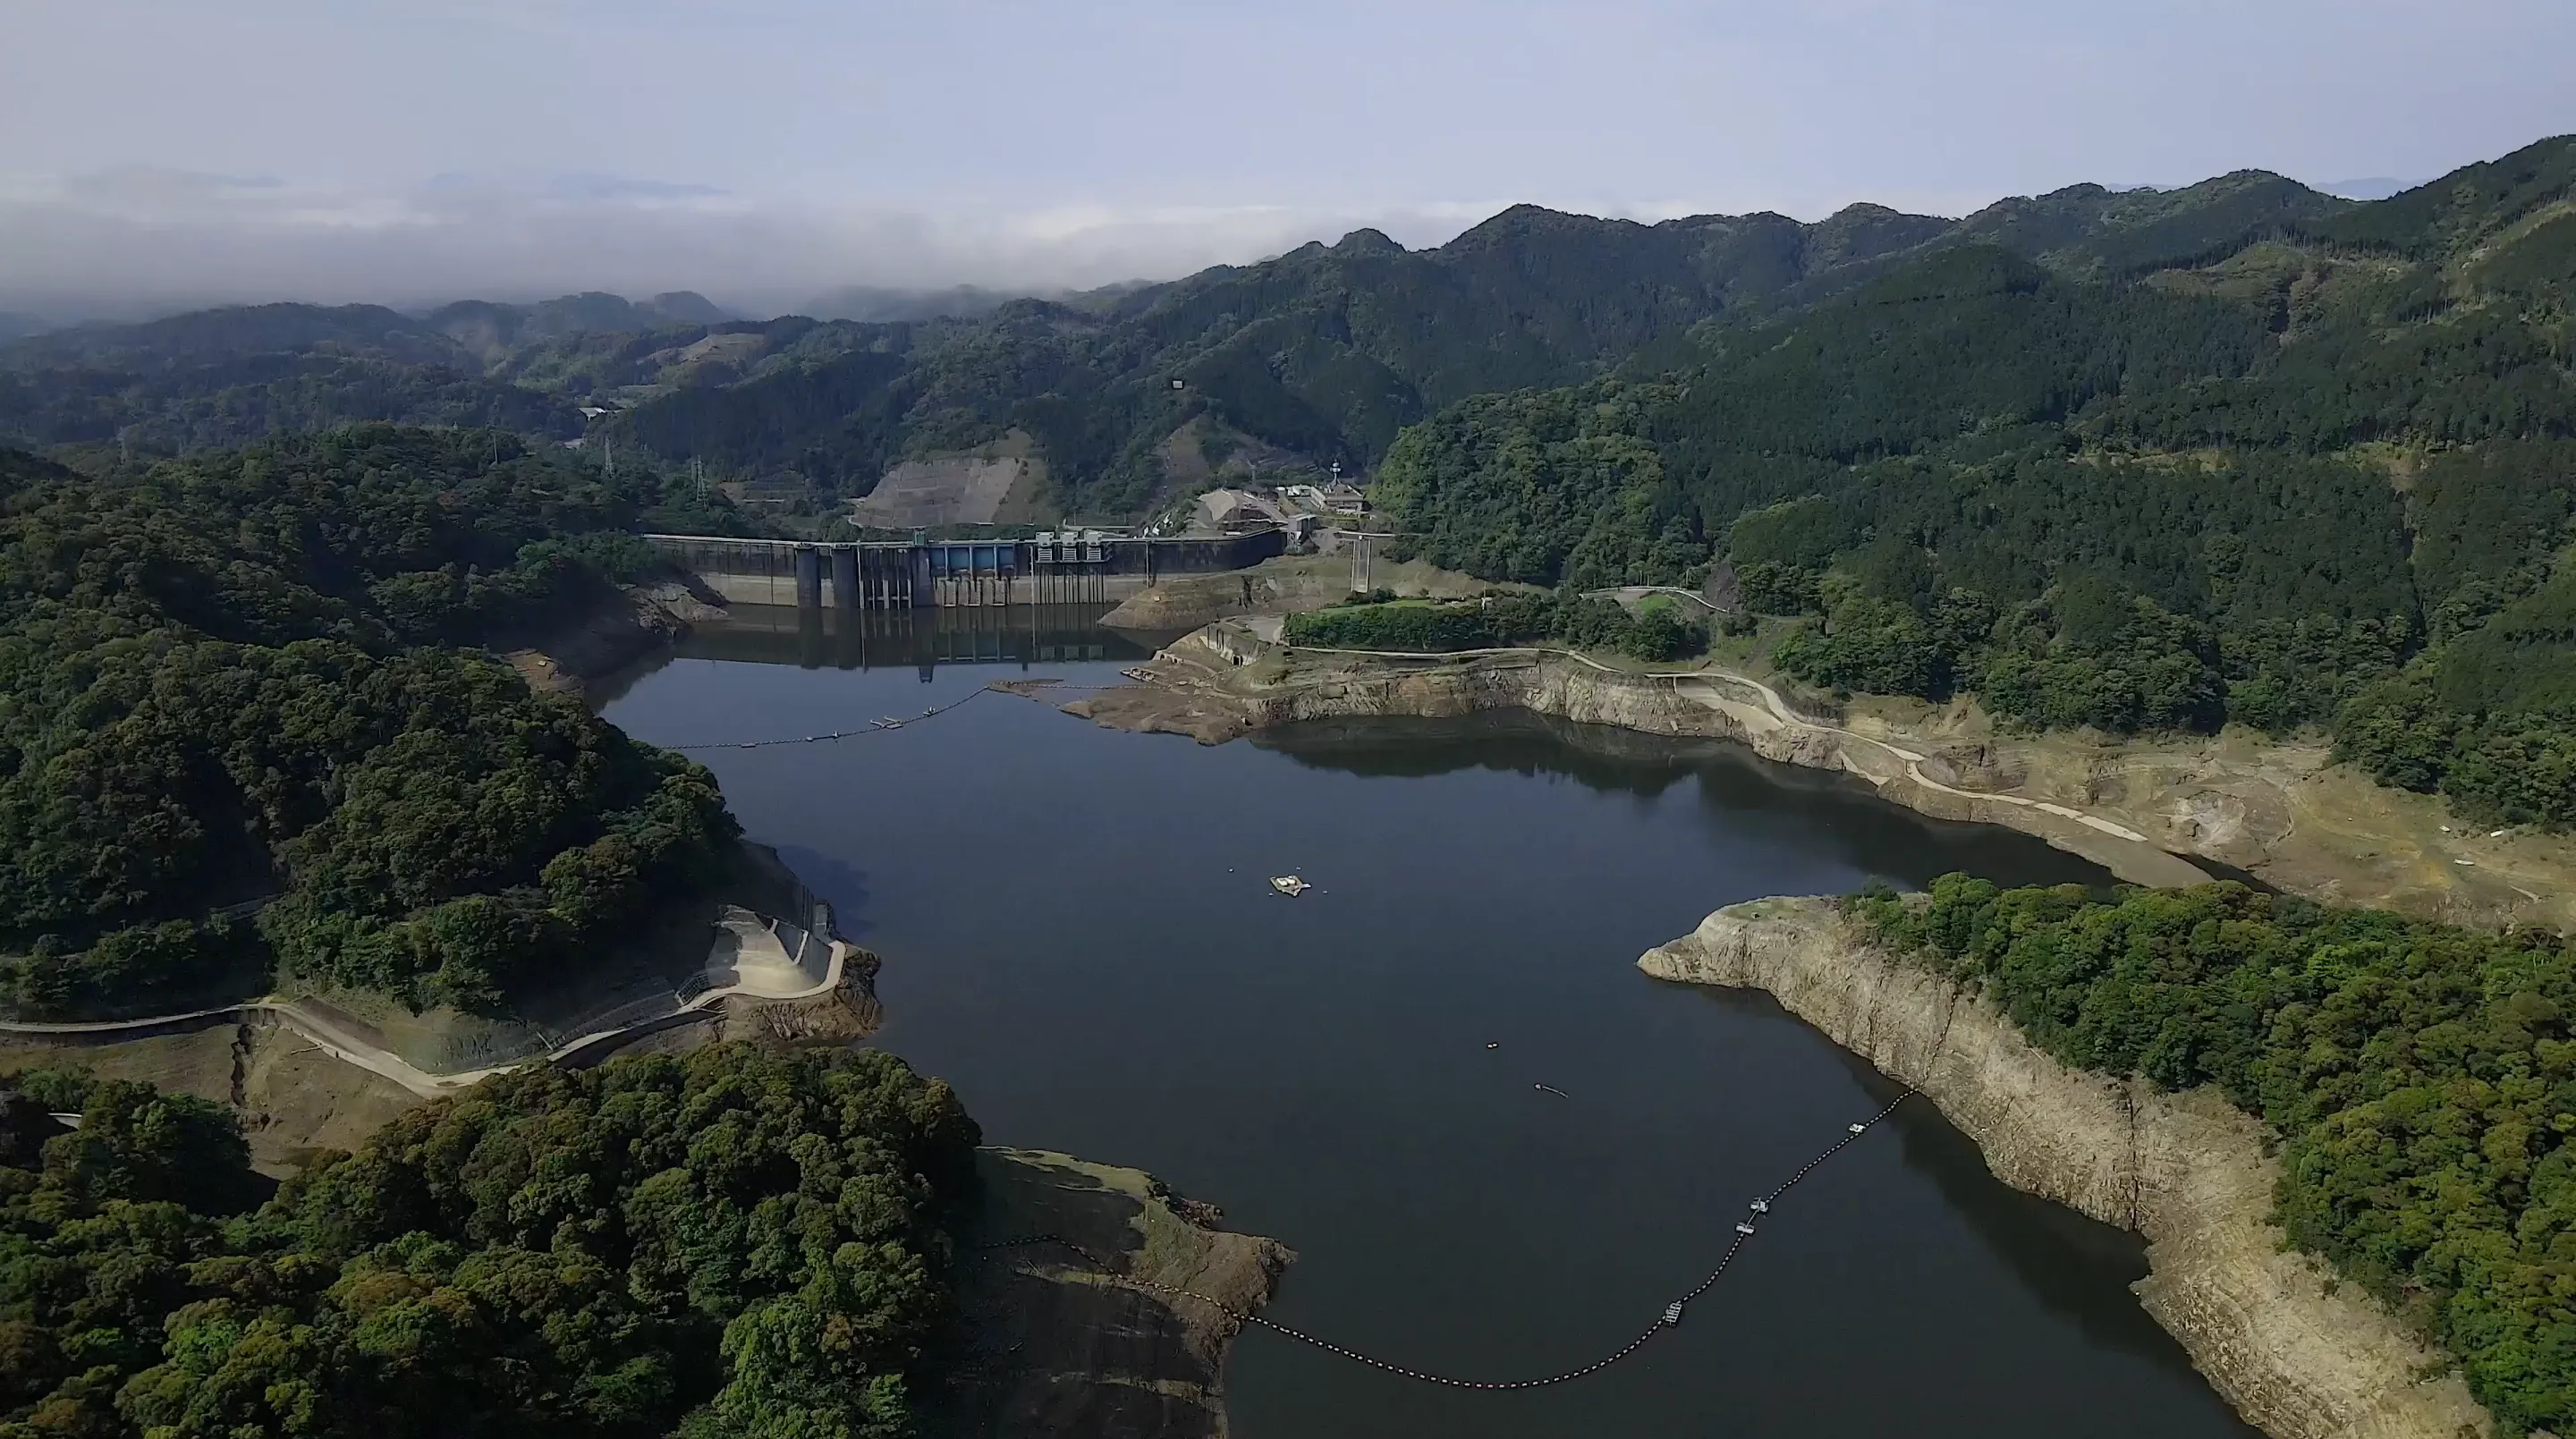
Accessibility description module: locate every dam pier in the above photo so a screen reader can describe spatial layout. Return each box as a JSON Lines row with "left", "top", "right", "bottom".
{"left": 644, "top": 528, "right": 1287, "bottom": 611}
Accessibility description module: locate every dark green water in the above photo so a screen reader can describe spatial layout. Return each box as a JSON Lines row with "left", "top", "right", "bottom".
{"left": 602, "top": 608, "right": 2259, "bottom": 1439}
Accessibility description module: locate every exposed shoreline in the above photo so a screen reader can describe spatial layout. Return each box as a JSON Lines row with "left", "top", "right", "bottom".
{"left": 1640, "top": 895, "right": 2492, "bottom": 1439}
{"left": 510, "top": 595, "right": 2521, "bottom": 1434}
{"left": 1067, "top": 626, "right": 2207, "bottom": 888}
{"left": 509, "top": 580, "right": 724, "bottom": 698}
{"left": 1063, "top": 623, "right": 2576, "bottom": 927}
{"left": 946, "top": 1147, "right": 1292, "bottom": 1439}
{"left": 527, "top": 586, "right": 2576, "bottom": 928}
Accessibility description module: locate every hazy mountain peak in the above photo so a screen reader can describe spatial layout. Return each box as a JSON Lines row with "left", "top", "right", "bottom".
{"left": 648, "top": 291, "right": 729, "bottom": 324}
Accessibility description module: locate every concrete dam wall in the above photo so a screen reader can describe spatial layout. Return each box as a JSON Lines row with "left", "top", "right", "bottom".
{"left": 645, "top": 529, "right": 1286, "bottom": 610}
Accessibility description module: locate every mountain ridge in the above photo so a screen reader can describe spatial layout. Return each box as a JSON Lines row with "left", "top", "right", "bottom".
{"left": 1, "top": 137, "right": 2566, "bottom": 517}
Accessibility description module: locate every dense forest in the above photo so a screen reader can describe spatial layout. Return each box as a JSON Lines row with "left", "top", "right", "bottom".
{"left": 0, "top": 1044, "right": 980, "bottom": 1439}
{"left": 1376, "top": 136, "right": 2576, "bottom": 822}
{"left": 0, "top": 211, "right": 1963, "bottom": 516}
{"left": 0, "top": 427, "right": 762, "bottom": 1015}
{"left": 1849, "top": 877, "right": 2576, "bottom": 1435}
{"left": 1282, "top": 589, "right": 1707, "bottom": 661}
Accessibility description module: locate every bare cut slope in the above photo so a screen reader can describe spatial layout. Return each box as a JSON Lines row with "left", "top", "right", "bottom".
{"left": 854, "top": 454, "right": 1034, "bottom": 528}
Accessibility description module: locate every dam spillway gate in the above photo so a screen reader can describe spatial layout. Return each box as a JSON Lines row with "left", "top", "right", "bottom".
{"left": 642, "top": 529, "right": 1286, "bottom": 611}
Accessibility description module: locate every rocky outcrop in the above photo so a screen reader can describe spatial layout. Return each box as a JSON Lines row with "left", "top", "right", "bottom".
{"left": 1639, "top": 896, "right": 2492, "bottom": 1439}
{"left": 945, "top": 1147, "right": 1292, "bottom": 1439}
{"left": 509, "top": 581, "right": 724, "bottom": 696}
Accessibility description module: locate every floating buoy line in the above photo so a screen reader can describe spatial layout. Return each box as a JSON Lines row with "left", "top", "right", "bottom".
{"left": 983, "top": 1088, "right": 1917, "bottom": 1391}
{"left": 664, "top": 677, "right": 1122, "bottom": 753}
{"left": 667, "top": 685, "right": 999, "bottom": 750}
{"left": 664, "top": 672, "right": 1917, "bottom": 1387}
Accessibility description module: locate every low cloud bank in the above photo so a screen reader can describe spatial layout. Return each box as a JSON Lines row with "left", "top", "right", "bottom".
{"left": 0, "top": 168, "right": 1542, "bottom": 323}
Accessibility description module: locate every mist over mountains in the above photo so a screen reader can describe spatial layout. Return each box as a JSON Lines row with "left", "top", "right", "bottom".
{"left": 0, "top": 156, "right": 2456, "bottom": 333}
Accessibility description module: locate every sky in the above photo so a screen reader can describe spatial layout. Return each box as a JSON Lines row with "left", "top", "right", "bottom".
{"left": 3, "top": 0, "right": 2572, "bottom": 319}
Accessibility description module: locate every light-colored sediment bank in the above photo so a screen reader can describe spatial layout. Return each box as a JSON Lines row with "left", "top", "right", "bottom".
{"left": 1640, "top": 896, "right": 2490, "bottom": 1439}
{"left": 1069, "top": 627, "right": 2205, "bottom": 889}
{"left": 1064, "top": 624, "right": 2576, "bottom": 927}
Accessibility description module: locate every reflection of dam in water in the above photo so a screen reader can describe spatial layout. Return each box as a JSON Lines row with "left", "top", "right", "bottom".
{"left": 672, "top": 604, "right": 1165, "bottom": 677}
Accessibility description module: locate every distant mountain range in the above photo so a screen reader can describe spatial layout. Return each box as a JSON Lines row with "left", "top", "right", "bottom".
{"left": 0, "top": 141, "right": 2561, "bottom": 521}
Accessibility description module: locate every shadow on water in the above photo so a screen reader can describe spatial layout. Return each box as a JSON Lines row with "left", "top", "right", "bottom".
{"left": 1256, "top": 711, "right": 1708, "bottom": 795}
{"left": 589, "top": 604, "right": 1163, "bottom": 707}
{"left": 1650, "top": 978, "right": 2254, "bottom": 1430}
{"left": 1259, "top": 709, "right": 2118, "bottom": 895}
{"left": 772, "top": 844, "right": 878, "bottom": 941}
{"left": 681, "top": 603, "right": 1161, "bottom": 673}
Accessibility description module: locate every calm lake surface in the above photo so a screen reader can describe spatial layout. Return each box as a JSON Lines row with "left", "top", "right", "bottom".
{"left": 600, "top": 607, "right": 2259, "bottom": 1439}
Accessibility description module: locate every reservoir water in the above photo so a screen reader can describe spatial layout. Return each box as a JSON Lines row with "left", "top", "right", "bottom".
{"left": 599, "top": 608, "right": 2261, "bottom": 1439}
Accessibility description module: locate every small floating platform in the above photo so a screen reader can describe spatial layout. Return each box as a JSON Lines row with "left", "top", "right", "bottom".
{"left": 1269, "top": 876, "right": 1310, "bottom": 896}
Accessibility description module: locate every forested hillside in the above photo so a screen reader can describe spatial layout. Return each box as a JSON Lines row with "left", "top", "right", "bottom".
{"left": 0, "top": 1044, "right": 979, "bottom": 1438}
{"left": 1377, "top": 135, "right": 2576, "bottom": 822}
{"left": 0, "top": 156, "right": 2381, "bottom": 521}
{"left": 7, "top": 139, "right": 2572, "bottom": 831}
{"left": 0, "top": 292, "right": 750, "bottom": 460}
{"left": 0, "top": 427, "right": 760, "bottom": 1015}
{"left": 1851, "top": 876, "right": 2576, "bottom": 1435}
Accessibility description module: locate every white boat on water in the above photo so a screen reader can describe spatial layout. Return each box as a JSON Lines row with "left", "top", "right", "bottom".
{"left": 1269, "top": 875, "right": 1309, "bottom": 896}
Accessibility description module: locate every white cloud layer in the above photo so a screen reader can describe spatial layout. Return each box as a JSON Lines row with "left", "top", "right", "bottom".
{"left": 0, "top": 170, "right": 1702, "bottom": 320}
{"left": 2, "top": 0, "right": 2569, "bottom": 321}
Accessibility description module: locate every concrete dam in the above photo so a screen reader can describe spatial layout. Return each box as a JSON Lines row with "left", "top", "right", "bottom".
{"left": 643, "top": 529, "right": 1287, "bottom": 610}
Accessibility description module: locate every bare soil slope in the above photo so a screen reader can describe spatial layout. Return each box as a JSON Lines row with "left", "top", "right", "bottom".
{"left": 941, "top": 1147, "right": 1292, "bottom": 1439}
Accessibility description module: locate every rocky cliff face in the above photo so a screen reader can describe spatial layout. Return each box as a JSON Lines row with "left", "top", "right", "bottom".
{"left": 1639, "top": 897, "right": 2491, "bottom": 1439}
